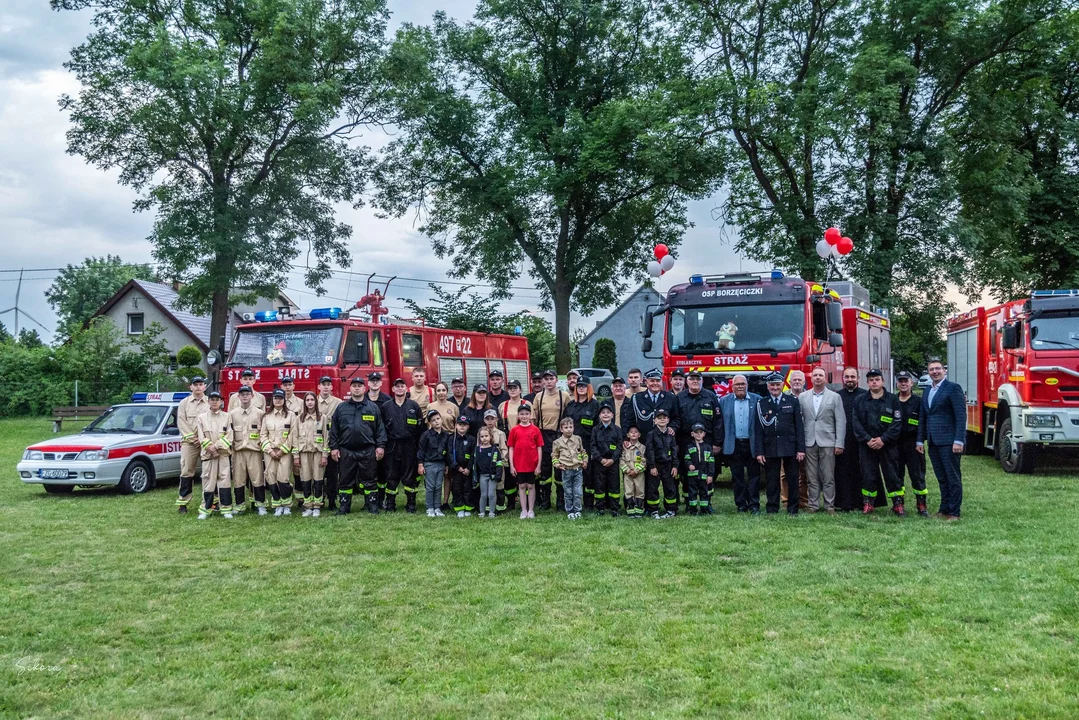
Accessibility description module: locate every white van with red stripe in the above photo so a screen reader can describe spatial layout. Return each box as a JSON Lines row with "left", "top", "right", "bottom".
{"left": 17, "top": 392, "right": 189, "bottom": 495}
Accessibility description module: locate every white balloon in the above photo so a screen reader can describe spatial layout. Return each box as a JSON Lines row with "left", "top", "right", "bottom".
{"left": 831, "top": 244, "right": 841, "bottom": 259}
{"left": 647, "top": 261, "right": 663, "bottom": 277}
{"left": 816, "top": 239, "right": 831, "bottom": 259}
{"left": 660, "top": 254, "right": 675, "bottom": 271}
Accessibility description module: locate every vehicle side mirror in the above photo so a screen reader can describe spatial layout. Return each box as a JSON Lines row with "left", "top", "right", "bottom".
{"left": 827, "top": 302, "right": 844, "bottom": 332}
{"left": 1002, "top": 322, "right": 1021, "bottom": 349}
{"left": 641, "top": 338, "right": 653, "bottom": 353}
{"left": 829, "top": 332, "right": 843, "bottom": 347}
{"left": 641, "top": 311, "right": 653, "bottom": 339}
{"left": 163, "top": 427, "right": 180, "bottom": 436}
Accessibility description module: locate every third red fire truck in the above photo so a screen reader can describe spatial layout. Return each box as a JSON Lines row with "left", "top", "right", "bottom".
{"left": 947, "top": 290, "right": 1079, "bottom": 473}
{"left": 215, "top": 280, "right": 530, "bottom": 401}
{"left": 641, "top": 270, "right": 891, "bottom": 397}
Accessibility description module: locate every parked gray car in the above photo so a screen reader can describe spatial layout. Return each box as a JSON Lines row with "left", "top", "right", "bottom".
{"left": 573, "top": 368, "right": 615, "bottom": 397}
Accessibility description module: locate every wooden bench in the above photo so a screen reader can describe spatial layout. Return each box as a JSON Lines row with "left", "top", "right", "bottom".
{"left": 52, "top": 406, "right": 111, "bottom": 433}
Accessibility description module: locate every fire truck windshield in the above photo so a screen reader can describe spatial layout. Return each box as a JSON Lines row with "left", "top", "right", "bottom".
{"left": 1030, "top": 311, "right": 1079, "bottom": 350}
{"left": 229, "top": 327, "right": 344, "bottom": 367}
{"left": 668, "top": 303, "right": 805, "bottom": 354}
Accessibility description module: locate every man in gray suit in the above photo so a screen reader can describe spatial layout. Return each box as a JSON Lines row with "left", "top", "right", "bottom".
{"left": 799, "top": 367, "right": 846, "bottom": 513}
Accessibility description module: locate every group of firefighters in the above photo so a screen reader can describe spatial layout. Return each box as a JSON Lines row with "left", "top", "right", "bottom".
{"left": 174, "top": 358, "right": 963, "bottom": 521}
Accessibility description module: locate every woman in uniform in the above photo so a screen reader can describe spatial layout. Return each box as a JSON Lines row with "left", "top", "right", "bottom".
{"left": 294, "top": 392, "right": 329, "bottom": 518}
{"left": 261, "top": 389, "right": 297, "bottom": 516}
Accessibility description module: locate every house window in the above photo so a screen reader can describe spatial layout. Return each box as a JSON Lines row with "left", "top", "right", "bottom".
{"left": 127, "top": 314, "right": 145, "bottom": 335}
{"left": 168, "top": 356, "right": 178, "bottom": 373}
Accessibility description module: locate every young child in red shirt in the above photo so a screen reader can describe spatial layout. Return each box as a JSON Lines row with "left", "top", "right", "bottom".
{"left": 507, "top": 404, "right": 543, "bottom": 519}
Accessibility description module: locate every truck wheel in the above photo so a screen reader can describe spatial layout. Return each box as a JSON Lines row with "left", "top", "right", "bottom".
{"left": 998, "top": 418, "right": 1036, "bottom": 474}
{"left": 117, "top": 460, "right": 156, "bottom": 494}
{"left": 44, "top": 485, "right": 75, "bottom": 494}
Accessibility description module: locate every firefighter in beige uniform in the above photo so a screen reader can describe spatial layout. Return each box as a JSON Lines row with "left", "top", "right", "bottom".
{"left": 196, "top": 391, "right": 234, "bottom": 519}
{"left": 227, "top": 368, "right": 266, "bottom": 412}
{"left": 280, "top": 376, "right": 304, "bottom": 505}
{"left": 175, "top": 377, "right": 209, "bottom": 514}
{"left": 261, "top": 389, "right": 297, "bottom": 515}
{"left": 317, "top": 376, "right": 343, "bottom": 508}
{"left": 229, "top": 385, "right": 265, "bottom": 514}
{"left": 293, "top": 392, "right": 330, "bottom": 517}
{"left": 408, "top": 367, "right": 432, "bottom": 414}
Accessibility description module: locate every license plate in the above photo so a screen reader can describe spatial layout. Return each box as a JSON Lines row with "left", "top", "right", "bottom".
{"left": 39, "top": 469, "right": 70, "bottom": 479}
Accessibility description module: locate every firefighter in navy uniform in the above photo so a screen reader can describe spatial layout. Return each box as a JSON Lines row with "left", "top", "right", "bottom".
{"left": 852, "top": 369, "right": 906, "bottom": 516}
{"left": 329, "top": 377, "right": 387, "bottom": 515}
{"left": 674, "top": 370, "right": 721, "bottom": 510}
{"left": 381, "top": 378, "right": 424, "bottom": 513}
{"left": 753, "top": 372, "right": 806, "bottom": 515}
{"left": 895, "top": 371, "right": 929, "bottom": 516}
{"left": 621, "top": 368, "right": 680, "bottom": 441}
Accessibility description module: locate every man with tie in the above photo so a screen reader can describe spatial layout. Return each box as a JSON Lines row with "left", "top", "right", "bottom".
{"left": 753, "top": 372, "right": 806, "bottom": 515}
{"left": 718, "top": 375, "right": 761, "bottom": 513}
{"left": 799, "top": 367, "right": 845, "bottom": 513}
{"left": 917, "top": 358, "right": 967, "bottom": 520}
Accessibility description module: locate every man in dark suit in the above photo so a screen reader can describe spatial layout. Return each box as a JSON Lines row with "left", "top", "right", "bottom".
{"left": 754, "top": 372, "right": 806, "bottom": 514}
{"left": 719, "top": 374, "right": 761, "bottom": 513}
{"left": 917, "top": 358, "right": 967, "bottom": 520}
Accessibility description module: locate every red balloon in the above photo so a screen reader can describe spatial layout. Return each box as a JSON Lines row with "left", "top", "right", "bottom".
{"left": 824, "top": 227, "right": 841, "bottom": 245}
{"left": 837, "top": 236, "right": 854, "bottom": 255}
{"left": 654, "top": 244, "right": 669, "bottom": 261}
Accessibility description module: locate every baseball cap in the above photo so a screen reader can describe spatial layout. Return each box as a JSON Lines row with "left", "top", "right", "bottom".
{"left": 896, "top": 371, "right": 914, "bottom": 381}
{"left": 367, "top": 371, "right": 382, "bottom": 381}
{"left": 484, "top": 409, "right": 498, "bottom": 419}
{"left": 692, "top": 422, "right": 706, "bottom": 432}
{"left": 426, "top": 409, "right": 441, "bottom": 420}
{"left": 866, "top": 368, "right": 883, "bottom": 379}
{"left": 280, "top": 376, "right": 294, "bottom": 384}
{"left": 208, "top": 390, "right": 222, "bottom": 399}
{"left": 241, "top": 368, "right": 255, "bottom": 378}
{"left": 508, "top": 379, "right": 521, "bottom": 389}
{"left": 393, "top": 378, "right": 406, "bottom": 386}
{"left": 349, "top": 377, "right": 364, "bottom": 386}
{"left": 474, "top": 384, "right": 488, "bottom": 392}
{"left": 489, "top": 369, "right": 504, "bottom": 378}
{"left": 238, "top": 385, "right": 252, "bottom": 394}
{"left": 319, "top": 375, "right": 333, "bottom": 383}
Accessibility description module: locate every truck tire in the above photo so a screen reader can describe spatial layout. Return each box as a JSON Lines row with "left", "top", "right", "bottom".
{"left": 998, "top": 417, "right": 1036, "bottom": 474}
{"left": 44, "top": 484, "right": 75, "bottom": 494}
{"left": 117, "top": 459, "right": 156, "bottom": 495}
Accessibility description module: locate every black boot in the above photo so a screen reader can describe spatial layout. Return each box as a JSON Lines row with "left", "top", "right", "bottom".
{"left": 336, "top": 492, "right": 352, "bottom": 515}
{"left": 376, "top": 487, "right": 385, "bottom": 508}
{"left": 383, "top": 493, "right": 396, "bottom": 512}
{"left": 537, "top": 484, "right": 551, "bottom": 511}
{"left": 916, "top": 495, "right": 929, "bottom": 517}
{"left": 405, "top": 492, "right": 417, "bottom": 514}
{"left": 367, "top": 493, "right": 380, "bottom": 514}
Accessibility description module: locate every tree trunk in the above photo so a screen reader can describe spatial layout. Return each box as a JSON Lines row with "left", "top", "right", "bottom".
{"left": 553, "top": 284, "right": 572, "bottom": 374}
{"left": 208, "top": 287, "right": 230, "bottom": 376}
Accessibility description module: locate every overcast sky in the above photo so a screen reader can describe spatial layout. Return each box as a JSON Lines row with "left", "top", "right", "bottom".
{"left": 1, "top": 0, "right": 796, "bottom": 343}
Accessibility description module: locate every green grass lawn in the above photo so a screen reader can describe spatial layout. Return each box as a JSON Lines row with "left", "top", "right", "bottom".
{"left": 2, "top": 417, "right": 1078, "bottom": 719}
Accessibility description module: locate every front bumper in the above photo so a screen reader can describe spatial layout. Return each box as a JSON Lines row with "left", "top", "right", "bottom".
{"left": 1016, "top": 407, "right": 1079, "bottom": 444}
{"left": 17, "top": 459, "right": 127, "bottom": 486}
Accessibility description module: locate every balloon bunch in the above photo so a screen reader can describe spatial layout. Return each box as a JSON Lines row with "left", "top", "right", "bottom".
{"left": 646, "top": 244, "right": 676, "bottom": 277}
{"left": 816, "top": 227, "right": 854, "bottom": 260}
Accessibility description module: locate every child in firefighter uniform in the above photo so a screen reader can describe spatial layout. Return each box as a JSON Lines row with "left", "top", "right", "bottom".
{"left": 683, "top": 423, "right": 716, "bottom": 514}
{"left": 482, "top": 409, "right": 511, "bottom": 512}
{"left": 175, "top": 377, "right": 208, "bottom": 513}
{"left": 228, "top": 385, "right": 263, "bottom": 514}
{"left": 552, "top": 417, "right": 586, "bottom": 520}
{"left": 620, "top": 425, "right": 647, "bottom": 518}
{"left": 196, "top": 391, "right": 234, "bottom": 519}
{"left": 261, "top": 389, "right": 297, "bottom": 515}
{"left": 852, "top": 369, "right": 905, "bottom": 516}
{"left": 448, "top": 416, "right": 475, "bottom": 516}
{"left": 590, "top": 403, "right": 623, "bottom": 516}
{"left": 294, "top": 392, "right": 329, "bottom": 517}
{"left": 645, "top": 409, "right": 680, "bottom": 519}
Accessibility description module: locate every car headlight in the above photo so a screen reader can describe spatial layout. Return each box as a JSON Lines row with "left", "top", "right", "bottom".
{"left": 1024, "top": 414, "right": 1061, "bottom": 428}
{"left": 24, "top": 450, "right": 43, "bottom": 461}
{"left": 77, "top": 450, "right": 109, "bottom": 461}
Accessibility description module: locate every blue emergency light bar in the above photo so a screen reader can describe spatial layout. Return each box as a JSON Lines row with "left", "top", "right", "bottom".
{"left": 689, "top": 275, "right": 704, "bottom": 285}
{"left": 1032, "top": 290, "right": 1079, "bottom": 297}
{"left": 309, "top": 307, "right": 342, "bottom": 320}
{"left": 770, "top": 269, "right": 784, "bottom": 280}
{"left": 131, "top": 392, "right": 191, "bottom": 403}
{"left": 254, "top": 310, "right": 278, "bottom": 322}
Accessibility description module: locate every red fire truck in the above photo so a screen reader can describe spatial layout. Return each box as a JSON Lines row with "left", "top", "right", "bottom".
{"left": 946, "top": 290, "right": 1079, "bottom": 473}
{"left": 641, "top": 271, "right": 891, "bottom": 396}
{"left": 215, "top": 283, "right": 531, "bottom": 400}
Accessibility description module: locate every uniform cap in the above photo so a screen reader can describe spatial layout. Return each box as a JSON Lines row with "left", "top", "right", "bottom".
{"left": 349, "top": 377, "right": 365, "bottom": 386}
{"left": 319, "top": 375, "right": 333, "bottom": 383}
{"left": 237, "top": 385, "right": 252, "bottom": 394}
{"left": 575, "top": 377, "right": 591, "bottom": 387}
{"left": 654, "top": 408, "right": 669, "bottom": 418}
{"left": 191, "top": 376, "right": 206, "bottom": 384}
{"left": 644, "top": 368, "right": 663, "bottom": 380}
{"left": 866, "top": 368, "right": 883, "bottom": 378}
{"left": 687, "top": 370, "right": 702, "bottom": 379}
{"left": 531, "top": 372, "right": 543, "bottom": 380}
{"left": 280, "top": 376, "right": 295, "bottom": 384}
{"left": 484, "top": 409, "right": 498, "bottom": 419}
{"left": 507, "top": 379, "right": 522, "bottom": 389}
{"left": 451, "top": 377, "right": 464, "bottom": 385}
{"left": 896, "top": 370, "right": 914, "bottom": 381}
{"left": 367, "top": 371, "right": 382, "bottom": 381}
{"left": 764, "top": 371, "right": 785, "bottom": 383}
{"left": 612, "top": 377, "right": 626, "bottom": 385}
{"left": 272, "top": 389, "right": 286, "bottom": 398}
{"left": 691, "top": 422, "right": 706, "bottom": 432}
{"left": 671, "top": 369, "right": 685, "bottom": 378}
{"left": 455, "top": 416, "right": 470, "bottom": 425}
{"left": 426, "top": 409, "right": 441, "bottom": 420}
{"left": 598, "top": 402, "right": 614, "bottom": 414}
{"left": 542, "top": 369, "right": 557, "bottom": 378}
{"left": 241, "top": 368, "right": 255, "bottom": 378}
{"left": 474, "top": 384, "right": 488, "bottom": 392}
{"left": 488, "top": 369, "right": 504, "bottom": 378}
{"left": 393, "top": 378, "right": 407, "bottom": 386}
{"left": 517, "top": 403, "right": 532, "bottom": 413}
{"left": 208, "top": 391, "right": 222, "bottom": 399}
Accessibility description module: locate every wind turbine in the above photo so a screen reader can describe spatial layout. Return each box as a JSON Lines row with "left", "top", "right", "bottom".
{"left": 0, "top": 269, "right": 51, "bottom": 337}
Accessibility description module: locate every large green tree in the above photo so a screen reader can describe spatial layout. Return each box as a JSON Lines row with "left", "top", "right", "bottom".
{"left": 375, "top": 0, "right": 720, "bottom": 372}
{"left": 45, "top": 255, "right": 158, "bottom": 340}
{"left": 55, "top": 0, "right": 389, "bottom": 352}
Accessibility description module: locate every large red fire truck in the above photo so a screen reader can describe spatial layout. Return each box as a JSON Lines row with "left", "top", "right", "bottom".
{"left": 215, "top": 281, "right": 531, "bottom": 400}
{"left": 641, "top": 271, "right": 891, "bottom": 396}
{"left": 946, "top": 290, "right": 1079, "bottom": 473}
